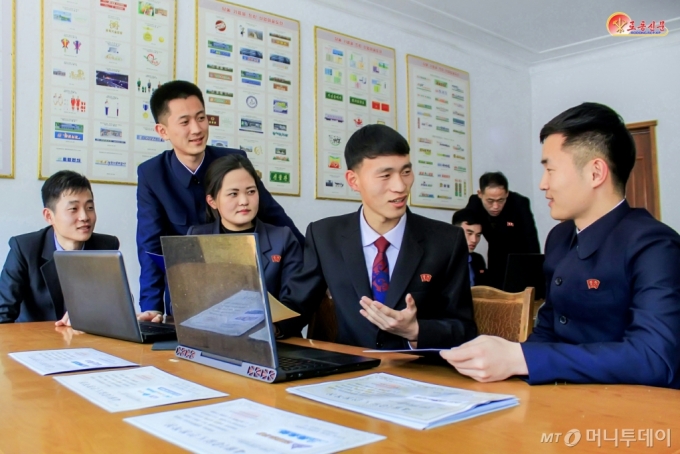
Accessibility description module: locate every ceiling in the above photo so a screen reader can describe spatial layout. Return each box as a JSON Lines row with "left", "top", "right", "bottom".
{"left": 325, "top": 0, "right": 680, "bottom": 64}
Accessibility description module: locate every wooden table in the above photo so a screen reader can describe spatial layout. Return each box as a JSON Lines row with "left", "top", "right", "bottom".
{"left": 0, "top": 323, "right": 678, "bottom": 453}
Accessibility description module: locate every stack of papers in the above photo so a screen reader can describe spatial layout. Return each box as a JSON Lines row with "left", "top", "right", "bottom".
{"left": 287, "top": 373, "right": 519, "bottom": 430}
{"left": 8, "top": 348, "right": 137, "bottom": 375}
{"left": 54, "top": 366, "right": 228, "bottom": 412}
{"left": 125, "top": 399, "right": 385, "bottom": 454}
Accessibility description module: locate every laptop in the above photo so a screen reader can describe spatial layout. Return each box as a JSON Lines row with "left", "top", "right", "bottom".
{"left": 161, "top": 234, "right": 380, "bottom": 383}
{"left": 54, "top": 251, "right": 177, "bottom": 343}
{"left": 502, "top": 253, "right": 546, "bottom": 299}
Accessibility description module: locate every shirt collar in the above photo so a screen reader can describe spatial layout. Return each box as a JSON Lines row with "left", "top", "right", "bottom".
{"left": 573, "top": 199, "right": 631, "bottom": 259}
{"left": 577, "top": 198, "right": 626, "bottom": 234}
{"left": 54, "top": 233, "right": 85, "bottom": 251}
{"left": 170, "top": 150, "right": 206, "bottom": 187}
{"left": 359, "top": 206, "right": 407, "bottom": 250}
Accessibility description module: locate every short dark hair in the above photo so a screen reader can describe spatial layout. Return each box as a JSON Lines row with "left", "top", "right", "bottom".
{"left": 150, "top": 80, "right": 205, "bottom": 124}
{"left": 452, "top": 208, "right": 483, "bottom": 227}
{"left": 42, "top": 170, "right": 92, "bottom": 211}
{"left": 204, "top": 154, "right": 259, "bottom": 222}
{"left": 539, "top": 102, "right": 636, "bottom": 193}
{"left": 479, "top": 172, "right": 509, "bottom": 192}
{"left": 344, "top": 124, "right": 409, "bottom": 170}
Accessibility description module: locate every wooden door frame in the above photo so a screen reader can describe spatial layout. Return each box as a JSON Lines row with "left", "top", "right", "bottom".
{"left": 626, "top": 120, "right": 660, "bottom": 219}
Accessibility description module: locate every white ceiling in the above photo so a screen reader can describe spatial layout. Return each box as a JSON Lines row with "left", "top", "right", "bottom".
{"left": 325, "top": 0, "right": 680, "bottom": 64}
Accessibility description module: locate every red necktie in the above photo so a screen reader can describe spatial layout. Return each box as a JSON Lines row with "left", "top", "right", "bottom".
{"left": 371, "top": 236, "right": 390, "bottom": 303}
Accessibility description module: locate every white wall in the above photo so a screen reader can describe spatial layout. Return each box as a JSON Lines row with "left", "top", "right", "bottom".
{"left": 530, "top": 34, "right": 680, "bottom": 245}
{"left": 0, "top": 0, "right": 533, "bottom": 305}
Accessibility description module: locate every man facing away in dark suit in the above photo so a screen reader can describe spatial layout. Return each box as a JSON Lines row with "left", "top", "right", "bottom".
{"left": 465, "top": 171, "right": 540, "bottom": 288}
{"left": 136, "top": 80, "right": 303, "bottom": 322}
{"left": 451, "top": 209, "right": 487, "bottom": 286}
{"left": 279, "top": 124, "right": 477, "bottom": 350}
{"left": 0, "top": 171, "right": 119, "bottom": 323}
{"left": 441, "top": 103, "right": 680, "bottom": 388}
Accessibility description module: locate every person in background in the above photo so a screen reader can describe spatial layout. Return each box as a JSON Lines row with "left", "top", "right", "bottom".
{"left": 136, "top": 80, "right": 303, "bottom": 322}
{"left": 0, "top": 171, "right": 119, "bottom": 323}
{"left": 441, "top": 102, "right": 680, "bottom": 388}
{"left": 464, "top": 171, "right": 540, "bottom": 288}
{"left": 451, "top": 209, "right": 487, "bottom": 287}
{"left": 187, "top": 154, "right": 303, "bottom": 299}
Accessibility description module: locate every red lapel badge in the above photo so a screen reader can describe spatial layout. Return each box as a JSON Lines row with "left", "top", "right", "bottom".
{"left": 507, "top": 221, "right": 514, "bottom": 227}
{"left": 271, "top": 255, "right": 281, "bottom": 263}
{"left": 587, "top": 279, "right": 600, "bottom": 290}
{"left": 479, "top": 270, "right": 485, "bottom": 274}
{"left": 420, "top": 274, "right": 432, "bottom": 283}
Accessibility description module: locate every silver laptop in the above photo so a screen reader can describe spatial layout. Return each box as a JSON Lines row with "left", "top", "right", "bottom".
{"left": 54, "top": 251, "right": 176, "bottom": 343}
{"left": 161, "top": 234, "right": 380, "bottom": 383}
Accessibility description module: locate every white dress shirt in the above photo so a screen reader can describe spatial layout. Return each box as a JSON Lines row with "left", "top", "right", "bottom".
{"left": 359, "top": 207, "right": 407, "bottom": 285}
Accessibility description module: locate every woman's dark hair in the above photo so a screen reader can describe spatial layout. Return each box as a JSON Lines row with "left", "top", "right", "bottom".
{"left": 203, "top": 154, "right": 259, "bottom": 222}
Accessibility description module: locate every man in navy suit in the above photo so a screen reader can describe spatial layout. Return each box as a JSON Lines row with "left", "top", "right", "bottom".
{"left": 0, "top": 171, "right": 119, "bottom": 323}
{"left": 279, "top": 125, "right": 476, "bottom": 349}
{"left": 441, "top": 102, "right": 680, "bottom": 388}
{"left": 451, "top": 209, "right": 487, "bottom": 286}
{"left": 136, "top": 81, "right": 303, "bottom": 321}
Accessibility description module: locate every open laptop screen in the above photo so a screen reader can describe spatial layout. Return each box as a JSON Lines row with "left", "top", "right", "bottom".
{"left": 161, "top": 234, "right": 277, "bottom": 369}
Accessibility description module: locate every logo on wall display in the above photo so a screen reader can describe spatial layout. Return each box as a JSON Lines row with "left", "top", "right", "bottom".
{"left": 246, "top": 96, "right": 258, "bottom": 108}
{"left": 607, "top": 12, "right": 668, "bottom": 36}
{"left": 328, "top": 156, "right": 341, "bottom": 169}
{"left": 215, "top": 20, "right": 227, "bottom": 32}
{"left": 327, "top": 134, "right": 342, "bottom": 147}
{"left": 587, "top": 279, "right": 601, "bottom": 290}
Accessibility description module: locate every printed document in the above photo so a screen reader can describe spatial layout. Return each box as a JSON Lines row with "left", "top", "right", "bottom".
{"left": 8, "top": 348, "right": 137, "bottom": 375}
{"left": 287, "top": 373, "right": 519, "bottom": 430}
{"left": 54, "top": 366, "right": 227, "bottom": 412}
{"left": 125, "top": 398, "right": 385, "bottom": 454}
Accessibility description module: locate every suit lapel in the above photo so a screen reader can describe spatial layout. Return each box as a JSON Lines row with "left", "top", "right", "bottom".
{"left": 256, "top": 221, "right": 273, "bottom": 274}
{"left": 39, "top": 227, "right": 64, "bottom": 318}
{"left": 340, "top": 210, "right": 373, "bottom": 300}
{"left": 385, "top": 212, "right": 424, "bottom": 309}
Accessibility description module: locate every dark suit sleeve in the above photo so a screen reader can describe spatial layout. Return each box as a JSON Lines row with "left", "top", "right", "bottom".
{"left": 278, "top": 227, "right": 303, "bottom": 296}
{"left": 186, "top": 226, "right": 195, "bottom": 235}
{"left": 519, "top": 197, "right": 540, "bottom": 253}
{"left": 277, "top": 222, "right": 328, "bottom": 335}
{"left": 522, "top": 235, "right": 680, "bottom": 387}
{"left": 417, "top": 229, "right": 477, "bottom": 348}
{"left": 0, "top": 238, "right": 29, "bottom": 323}
{"left": 255, "top": 181, "right": 304, "bottom": 245}
{"left": 136, "top": 165, "right": 167, "bottom": 313}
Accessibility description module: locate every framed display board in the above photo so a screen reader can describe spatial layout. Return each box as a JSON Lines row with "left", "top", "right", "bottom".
{"left": 39, "top": 0, "right": 177, "bottom": 184}
{"left": 315, "top": 27, "right": 396, "bottom": 201}
{"left": 406, "top": 54, "right": 471, "bottom": 209}
{"left": 195, "top": 0, "right": 300, "bottom": 196}
{"left": 0, "top": 0, "right": 14, "bottom": 178}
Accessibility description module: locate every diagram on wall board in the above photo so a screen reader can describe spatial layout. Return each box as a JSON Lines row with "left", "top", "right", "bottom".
{"left": 40, "top": 0, "right": 177, "bottom": 184}
{"left": 0, "top": 0, "right": 14, "bottom": 178}
{"left": 407, "top": 54, "right": 471, "bottom": 210}
{"left": 195, "top": 0, "right": 300, "bottom": 196}
{"left": 315, "top": 27, "right": 397, "bottom": 201}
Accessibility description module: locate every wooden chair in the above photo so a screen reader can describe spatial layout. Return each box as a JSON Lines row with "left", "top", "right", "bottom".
{"left": 307, "top": 291, "right": 338, "bottom": 342}
{"left": 471, "top": 286, "right": 534, "bottom": 342}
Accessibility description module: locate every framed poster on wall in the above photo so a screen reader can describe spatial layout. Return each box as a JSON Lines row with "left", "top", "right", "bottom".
{"left": 315, "top": 27, "right": 396, "bottom": 201}
{"left": 0, "top": 0, "right": 14, "bottom": 178}
{"left": 39, "top": 0, "right": 177, "bottom": 184}
{"left": 195, "top": 0, "right": 300, "bottom": 196}
{"left": 407, "top": 54, "right": 471, "bottom": 210}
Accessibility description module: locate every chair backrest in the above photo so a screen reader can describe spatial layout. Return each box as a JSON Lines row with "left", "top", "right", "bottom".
{"left": 307, "top": 291, "right": 338, "bottom": 342}
{"left": 471, "top": 286, "right": 534, "bottom": 342}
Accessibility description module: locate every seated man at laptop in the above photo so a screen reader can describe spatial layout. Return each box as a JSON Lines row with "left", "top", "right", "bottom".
{"left": 279, "top": 124, "right": 477, "bottom": 350}
{"left": 440, "top": 103, "right": 680, "bottom": 388}
{"left": 451, "top": 209, "right": 487, "bottom": 286}
{"left": 0, "top": 171, "right": 119, "bottom": 323}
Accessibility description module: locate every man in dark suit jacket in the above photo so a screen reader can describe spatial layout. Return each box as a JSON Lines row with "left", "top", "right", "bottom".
{"left": 451, "top": 208, "right": 487, "bottom": 286}
{"left": 136, "top": 81, "right": 303, "bottom": 321}
{"left": 279, "top": 125, "right": 477, "bottom": 350}
{"left": 465, "top": 172, "right": 540, "bottom": 288}
{"left": 442, "top": 103, "right": 680, "bottom": 388}
{"left": 0, "top": 171, "right": 119, "bottom": 323}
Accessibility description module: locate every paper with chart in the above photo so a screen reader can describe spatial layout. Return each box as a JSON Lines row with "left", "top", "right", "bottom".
{"left": 8, "top": 348, "right": 137, "bottom": 375}
{"left": 287, "top": 373, "right": 519, "bottom": 430}
{"left": 54, "top": 366, "right": 227, "bottom": 412}
{"left": 180, "top": 289, "right": 265, "bottom": 336}
{"left": 125, "top": 398, "right": 385, "bottom": 454}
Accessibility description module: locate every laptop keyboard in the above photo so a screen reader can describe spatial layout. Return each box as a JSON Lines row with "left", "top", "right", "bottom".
{"left": 278, "top": 356, "right": 331, "bottom": 372}
{"left": 138, "top": 322, "right": 175, "bottom": 334}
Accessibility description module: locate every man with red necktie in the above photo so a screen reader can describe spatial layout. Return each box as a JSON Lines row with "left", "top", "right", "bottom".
{"left": 279, "top": 125, "right": 476, "bottom": 350}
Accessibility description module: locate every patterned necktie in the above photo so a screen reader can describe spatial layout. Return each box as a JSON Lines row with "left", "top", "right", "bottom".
{"left": 371, "top": 236, "right": 390, "bottom": 303}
